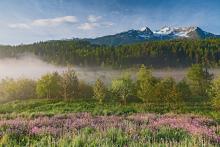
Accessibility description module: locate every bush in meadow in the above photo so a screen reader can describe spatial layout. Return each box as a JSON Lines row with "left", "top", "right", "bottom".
{"left": 176, "top": 79, "right": 192, "bottom": 101}
{"left": 136, "top": 65, "right": 158, "bottom": 103}
{"left": 0, "top": 78, "right": 36, "bottom": 101}
{"left": 154, "top": 77, "right": 182, "bottom": 104}
{"left": 93, "top": 78, "right": 106, "bottom": 103}
{"left": 78, "top": 80, "right": 93, "bottom": 99}
{"left": 111, "top": 73, "right": 134, "bottom": 104}
{"left": 210, "top": 76, "right": 220, "bottom": 110}
{"left": 36, "top": 72, "right": 61, "bottom": 99}
{"left": 60, "top": 68, "right": 79, "bottom": 100}
{"left": 186, "top": 64, "right": 213, "bottom": 97}
{"left": 0, "top": 78, "right": 18, "bottom": 101}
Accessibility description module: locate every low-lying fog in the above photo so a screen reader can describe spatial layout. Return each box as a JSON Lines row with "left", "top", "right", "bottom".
{"left": 0, "top": 55, "right": 219, "bottom": 84}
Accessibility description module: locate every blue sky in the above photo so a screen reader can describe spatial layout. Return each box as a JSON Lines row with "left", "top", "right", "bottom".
{"left": 0, "top": 0, "right": 220, "bottom": 45}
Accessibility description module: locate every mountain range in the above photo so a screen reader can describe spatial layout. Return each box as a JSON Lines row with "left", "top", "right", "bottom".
{"left": 86, "top": 26, "right": 220, "bottom": 46}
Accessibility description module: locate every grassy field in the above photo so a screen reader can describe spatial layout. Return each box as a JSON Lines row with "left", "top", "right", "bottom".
{"left": 0, "top": 99, "right": 219, "bottom": 119}
{"left": 0, "top": 99, "right": 220, "bottom": 146}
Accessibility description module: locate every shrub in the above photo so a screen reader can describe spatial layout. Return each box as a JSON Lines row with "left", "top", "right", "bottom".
{"left": 111, "top": 73, "right": 134, "bottom": 104}
{"left": 0, "top": 78, "right": 36, "bottom": 101}
{"left": 93, "top": 79, "right": 106, "bottom": 103}
{"left": 136, "top": 65, "right": 158, "bottom": 103}
{"left": 210, "top": 77, "right": 220, "bottom": 110}
{"left": 78, "top": 81, "right": 93, "bottom": 99}
{"left": 186, "top": 64, "right": 213, "bottom": 97}
{"left": 154, "top": 77, "right": 182, "bottom": 104}
{"left": 176, "top": 79, "right": 191, "bottom": 101}
{"left": 60, "top": 68, "right": 79, "bottom": 100}
{"left": 36, "top": 72, "right": 61, "bottom": 99}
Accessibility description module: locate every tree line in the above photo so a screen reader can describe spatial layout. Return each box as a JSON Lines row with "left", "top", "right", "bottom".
{"left": 0, "top": 39, "right": 219, "bottom": 67}
{"left": 0, "top": 64, "right": 219, "bottom": 110}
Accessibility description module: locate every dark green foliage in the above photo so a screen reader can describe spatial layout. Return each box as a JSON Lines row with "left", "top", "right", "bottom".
{"left": 176, "top": 79, "right": 192, "bottom": 101}
{"left": 210, "top": 77, "right": 220, "bottom": 110}
{"left": 154, "top": 77, "right": 182, "bottom": 104}
{"left": 0, "top": 39, "right": 220, "bottom": 68}
{"left": 186, "top": 64, "right": 213, "bottom": 97}
{"left": 78, "top": 81, "right": 93, "bottom": 99}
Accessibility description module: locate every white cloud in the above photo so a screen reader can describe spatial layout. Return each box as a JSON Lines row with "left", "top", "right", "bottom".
{"left": 32, "top": 16, "right": 78, "bottom": 26}
{"left": 78, "top": 15, "right": 114, "bottom": 30}
{"left": 78, "top": 22, "right": 99, "bottom": 30}
{"left": 102, "top": 22, "right": 114, "bottom": 27}
{"left": 9, "top": 15, "right": 113, "bottom": 32}
{"left": 8, "top": 23, "right": 31, "bottom": 29}
{"left": 88, "top": 15, "right": 102, "bottom": 23}
{"left": 8, "top": 16, "right": 78, "bottom": 29}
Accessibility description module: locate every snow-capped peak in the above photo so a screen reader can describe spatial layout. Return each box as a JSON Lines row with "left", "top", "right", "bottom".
{"left": 186, "top": 26, "right": 198, "bottom": 31}
{"left": 140, "top": 26, "right": 152, "bottom": 32}
{"left": 154, "top": 26, "right": 173, "bottom": 35}
{"left": 140, "top": 26, "right": 147, "bottom": 31}
{"left": 171, "top": 26, "right": 199, "bottom": 37}
{"left": 152, "top": 26, "right": 202, "bottom": 37}
{"left": 160, "top": 26, "right": 172, "bottom": 32}
{"left": 88, "top": 26, "right": 218, "bottom": 45}
{"left": 173, "top": 26, "right": 197, "bottom": 32}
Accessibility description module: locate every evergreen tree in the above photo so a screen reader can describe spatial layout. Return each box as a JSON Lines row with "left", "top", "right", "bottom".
{"left": 61, "top": 68, "right": 79, "bottom": 100}
{"left": 136, "top": 65, "right": 156, "bottom": 103}
{"left": 210, "top": 77, "right": 220, "bottom": 110}
{"left": 176, "top": 79, "right": 191, "bottom": 101}
{"left": 154, "top": 77, "right": 182, "bottom": 104}
{"left": 186, "top": 64, "right": 213, "bottom": 97}
{"left": 93, "top": 79, "right": 106, "bottom": 103}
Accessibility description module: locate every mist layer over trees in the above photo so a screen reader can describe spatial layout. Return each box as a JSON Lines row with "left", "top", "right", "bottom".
{"left": 0, "top": 64, "right": 219, "bottom": 111}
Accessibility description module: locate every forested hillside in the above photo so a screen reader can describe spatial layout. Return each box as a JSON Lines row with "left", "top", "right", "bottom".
{"left": 0, "top": 39, "right": 220, "bottom": 68}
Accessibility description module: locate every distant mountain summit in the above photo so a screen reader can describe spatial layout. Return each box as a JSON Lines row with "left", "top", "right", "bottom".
{"left": 87, "top": 27, "right": 156, "bottom": 45}
{"left": 154, "top": 26, "right": 217, "bottom": 39}
{"left": 140, "top": 26, "right": 154, "bottom": 35}
{"left": 87, "top": 26, "right": 220, "bottom": 45}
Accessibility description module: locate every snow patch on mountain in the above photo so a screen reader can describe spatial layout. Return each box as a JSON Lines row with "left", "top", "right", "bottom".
{"left": 154, "top": 26, "right": 173, "bottom": 35}
{"left": 87, "top": 26, "right": 219, "bottom": 45}
{"left": 153, "top": 26, "right": 200, "bottom": 37}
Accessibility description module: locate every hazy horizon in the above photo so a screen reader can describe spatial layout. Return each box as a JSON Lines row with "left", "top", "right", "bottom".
{"left": 0, "top": 55, "right": 219, "bottom": 84}
{"left": 0, "top": 0, "right": 220, "bottom": 45}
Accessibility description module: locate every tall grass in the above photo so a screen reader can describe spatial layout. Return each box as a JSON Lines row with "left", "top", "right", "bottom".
{"left": 0, "top": 129, "right": 218, "bottom": 147}
{"left": 0, "top": 99, "right": 219, "bottom": 146}
{"left": 0, "top": 99, "right": 219, "bottom": 122}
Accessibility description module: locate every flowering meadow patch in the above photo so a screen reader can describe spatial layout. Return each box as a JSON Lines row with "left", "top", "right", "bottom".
{"left": 0, "top": 113, "right": 219, "bottom": 146}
